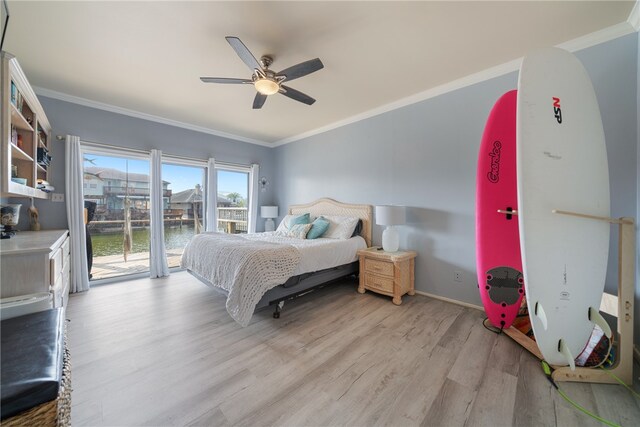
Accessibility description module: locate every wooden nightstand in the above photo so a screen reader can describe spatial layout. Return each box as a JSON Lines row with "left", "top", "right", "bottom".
{"left": 357, "top": 247, "right": 417, "bottom": 305}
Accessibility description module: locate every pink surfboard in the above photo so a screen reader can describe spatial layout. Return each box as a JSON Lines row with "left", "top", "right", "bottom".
{"left": 476, "top": 90, "right": 524, "bottom": 329}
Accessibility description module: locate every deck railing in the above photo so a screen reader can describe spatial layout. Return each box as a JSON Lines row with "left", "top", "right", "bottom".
{"left": 88, "top": 207, "right": 248, "bottom": 234}
{"left": 103, "top": 186, "right": 172, "bottom": 198}
{"left": 217, "top": 207, "right": 247, "bottom": 233}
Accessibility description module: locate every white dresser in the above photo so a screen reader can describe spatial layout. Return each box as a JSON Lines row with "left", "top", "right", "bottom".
{"left": 0, "top": 230, "right": 71, "bottom": 308}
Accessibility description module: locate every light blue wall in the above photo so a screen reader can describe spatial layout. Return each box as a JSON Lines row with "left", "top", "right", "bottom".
{"left": 275, "top": 72, "right": 519, "bottom": 308}
{"left": 17, "top": 97, "right": 276, "bottom": 231}
{"left": 274, "top": 33, "right": 639, "bottom": 344}
{"left": 580, "top": 33, "right": 638, "bottom": 319}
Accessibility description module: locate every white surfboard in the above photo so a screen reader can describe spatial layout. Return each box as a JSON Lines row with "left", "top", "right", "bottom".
{"left": 516, "top": 48, "right": 610, "bottom": 367}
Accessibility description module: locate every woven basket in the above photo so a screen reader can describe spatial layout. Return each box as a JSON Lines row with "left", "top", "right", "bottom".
{"left": 3, "top": 326, "right": 72, "bottom": 427}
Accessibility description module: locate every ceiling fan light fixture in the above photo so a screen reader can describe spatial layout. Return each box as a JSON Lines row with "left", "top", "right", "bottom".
{"left": 254, "top": 78, "right": 279, "bottom": 95}
{"left": 201, "top": 37, "right": 321, "bottom": 108}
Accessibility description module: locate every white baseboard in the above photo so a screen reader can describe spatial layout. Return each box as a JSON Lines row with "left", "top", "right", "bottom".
{"left": 411, "top": 290, "right": 640, "bottom": 369}
{"left": 413, "top": 292, "right": 640, "bottom": 367}
{"left": 414, "top": 290, "right": 484, "bottom": 312}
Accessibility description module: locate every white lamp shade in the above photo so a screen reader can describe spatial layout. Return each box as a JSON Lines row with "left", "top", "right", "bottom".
{"left": 261, "top": 206, "right": 278, "bottom": 219}
{"left": 375, "top": 205, "right": 406, "bottom": 226}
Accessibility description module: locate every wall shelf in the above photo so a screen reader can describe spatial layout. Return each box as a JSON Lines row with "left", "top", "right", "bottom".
{"left": 9, "top": 102, "right": 34, "bottom": 132}
{"left": 2, "top": 52, "right": 52, "bottom": 199}
{"left": 10, "top": 143, "right": 34, "bottom": 162}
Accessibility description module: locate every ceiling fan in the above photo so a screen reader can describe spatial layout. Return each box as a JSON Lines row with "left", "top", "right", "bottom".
{"left": 200, "top": 36, "right": 324, "bottom": 109}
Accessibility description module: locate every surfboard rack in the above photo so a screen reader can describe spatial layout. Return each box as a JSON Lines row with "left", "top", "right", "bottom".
{"left": 504, "top": 214, "right": 635, "bottom": 386}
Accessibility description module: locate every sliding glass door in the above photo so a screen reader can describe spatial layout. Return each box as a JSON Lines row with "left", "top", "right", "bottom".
{"left": 216, "top": 167, "right": 249, "bottom": 234}
{"left": 83, "top": 152, "right": 151, "bottom": 280}
{"left": 162, "top": 161, "right": 206, "bottom": 268}
{"left": 83, "top": 147, "right": 254, "bottom": 280}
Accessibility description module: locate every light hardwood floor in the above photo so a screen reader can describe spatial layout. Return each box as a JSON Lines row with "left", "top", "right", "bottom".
{"left": 66, "top": 271, "right": 640, "bottom": 426}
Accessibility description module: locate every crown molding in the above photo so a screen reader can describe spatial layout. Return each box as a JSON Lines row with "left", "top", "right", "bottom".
{"left": 33, "top": 17, "right": 637, "bottom": 150}
{"left": 32, "top": 86, "right": 272, "bottom": 147}
{"left": 556, "top": 21, "right": 635, "bottom": 51}
{"left": 273, "top": 21, "right": 636, "bottom": 147}
{"left": 272, "top": 57, "right": 522, "bottom": 147}
{"left": 628, "top": 0, "right": 640, "bottom": 31}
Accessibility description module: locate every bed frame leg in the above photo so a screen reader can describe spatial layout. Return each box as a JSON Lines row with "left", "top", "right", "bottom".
{"left": 273, "top": 301, "right": 285, "bottom": 319}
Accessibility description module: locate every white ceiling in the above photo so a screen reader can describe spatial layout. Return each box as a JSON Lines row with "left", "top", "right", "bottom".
{"left": 4, "top": 1, "right": 637, "bottom": 145}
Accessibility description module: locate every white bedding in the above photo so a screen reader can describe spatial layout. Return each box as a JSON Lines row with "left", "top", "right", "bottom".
{"left": 182, "top": 232, "right": 366, "bottom": 326}
{"left": 241, "top": 232, "right": 367, "bottom": 275}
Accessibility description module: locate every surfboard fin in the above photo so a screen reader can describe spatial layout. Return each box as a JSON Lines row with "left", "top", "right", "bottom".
{"left": 534, "top": 301, "right": 548, "bottom": 330}
{"left": 588, "top": 306, "right": 612, "bottom": 338}
{"left": 558, "top": 339, "right": 576, "bottom": 371}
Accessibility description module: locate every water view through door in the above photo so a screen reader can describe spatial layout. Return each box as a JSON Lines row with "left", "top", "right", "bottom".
{"left": 84, "top": 152, "right": 251, "bottom": 281}
{"left": 162, "top": 162, "right": 206, "bottom": 268}
{"left": 84, "top": 152, "right": 152, "bottom": 280}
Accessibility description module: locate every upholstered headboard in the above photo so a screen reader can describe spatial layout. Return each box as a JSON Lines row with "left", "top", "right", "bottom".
{"left": 289, "top": 198, "right": 372, "bottom": 247}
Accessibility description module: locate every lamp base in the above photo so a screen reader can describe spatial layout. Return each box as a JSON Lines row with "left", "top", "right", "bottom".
{"left": 382, "top": 226, "right": 399, "bottom": 252}
{"left": 264, "top": 218, "right": 275, "bottom": 232}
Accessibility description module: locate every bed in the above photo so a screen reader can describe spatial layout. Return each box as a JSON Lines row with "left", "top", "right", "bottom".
{"left": 182, "top": 198, "right": 372, "bottom": 326}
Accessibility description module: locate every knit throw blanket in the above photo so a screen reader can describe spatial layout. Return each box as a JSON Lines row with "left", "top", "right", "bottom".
{"left": 181, "top": 232, "right": 301, "bottom": 326}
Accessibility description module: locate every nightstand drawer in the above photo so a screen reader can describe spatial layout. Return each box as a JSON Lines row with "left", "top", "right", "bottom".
{"left": 364, "top": 258, "right": 394, "bottom": 277}
{"left": 365, "top": 274, "right": 394, "bottom": 293}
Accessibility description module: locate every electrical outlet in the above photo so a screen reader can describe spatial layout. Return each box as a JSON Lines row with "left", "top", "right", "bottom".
{"left": 51, "top": 193, "right": 64, "bottom": 202}
{"left": 454, "top": 270, "right": 463, "bottom": 283}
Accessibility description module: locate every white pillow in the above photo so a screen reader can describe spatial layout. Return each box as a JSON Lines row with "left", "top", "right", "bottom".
{"left": 275, "top": 213, "right": 315, "bottom": 235}
{"left": 275, "top": 214, "right": 295, "bottom": 234}
{"left": 322, "top": 215, "right": 359, "bottom": 240}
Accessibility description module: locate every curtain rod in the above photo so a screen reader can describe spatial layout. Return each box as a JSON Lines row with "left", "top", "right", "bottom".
{"left": 56, "top": 135, "right": 255, "bottom": 168}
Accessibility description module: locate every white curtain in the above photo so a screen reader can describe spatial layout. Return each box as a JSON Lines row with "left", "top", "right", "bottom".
{"left": 205, "top": 157, "right": 218, "bottom": 232}
{"left": 149, "top": 149, "right": 169, "bottom": 278}
{"left": 65, "top": 135, "right": 90, "bottom": 293}
{"left": 247, "top": 163, "right": 259, "bottom": 233}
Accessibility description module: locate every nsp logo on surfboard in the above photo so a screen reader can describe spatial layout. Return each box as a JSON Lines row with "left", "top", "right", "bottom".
{"left": 552, "top": 97, "right": 562, "bottom": 124}
{"left": 486, "top": 140, "right": 502, "bottom": 183}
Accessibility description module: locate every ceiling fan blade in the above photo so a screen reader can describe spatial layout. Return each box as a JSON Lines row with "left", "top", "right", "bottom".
{"left": 253, "top": 93, "right": 267, "bottom": 109}
{"left": 200, "top": 77, "right": 252, "bottom": 84}
{"left": 277, "top": 58, "right": 324, "bottom": 82}
{"left": 280, "top": 85, "right": 316, "bottom": 105}
{"left": 225, "top": 36, "right": 262, "bottom": 71}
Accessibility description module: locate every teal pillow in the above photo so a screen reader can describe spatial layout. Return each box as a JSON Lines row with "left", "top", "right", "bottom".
{"left": 307, "top": 216, "right": 330, "bottom": 239}
{"left": 288, "top": 213, "right": 310, "bottom": 228}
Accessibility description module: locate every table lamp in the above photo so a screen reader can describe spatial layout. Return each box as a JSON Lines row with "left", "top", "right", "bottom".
{"left": 261, "top": 206, "right": 278, "bottom": 232}
{"left": 375, "top": 205, "right": 406, "bottom": 252}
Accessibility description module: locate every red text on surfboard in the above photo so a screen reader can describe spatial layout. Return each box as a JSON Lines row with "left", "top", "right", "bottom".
{"left": 552, "top": 97, "right": 562, "bottom": 123}
{"left": 487, "top": 140, "right": 502, "bottom": 183}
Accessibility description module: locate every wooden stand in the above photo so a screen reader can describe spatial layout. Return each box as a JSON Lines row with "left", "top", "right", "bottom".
{"left": 504, "top": 214, "right": 635, "bottom": 386}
